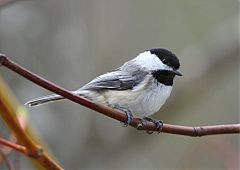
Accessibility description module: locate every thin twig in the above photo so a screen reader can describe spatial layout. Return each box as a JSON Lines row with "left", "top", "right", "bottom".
{"left": 0, "top": 138, "right": 27, "bottom": 155}
{"left": 0, "top": 146, "right": 14, "bottom": 170}
{"left": 0, "top": 54, "right": 239, "bottom": 136}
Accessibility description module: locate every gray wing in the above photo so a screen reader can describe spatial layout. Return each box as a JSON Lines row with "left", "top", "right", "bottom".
{"left": 80, "top": 67, "right": 147, "bottom": 91}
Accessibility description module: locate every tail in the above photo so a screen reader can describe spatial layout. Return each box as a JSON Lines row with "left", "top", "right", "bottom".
{"left": 25, "top": 94, "right": 65, "bottom": 107}
{"left": 25, "top": 90, "right": 89, "bottom": 107}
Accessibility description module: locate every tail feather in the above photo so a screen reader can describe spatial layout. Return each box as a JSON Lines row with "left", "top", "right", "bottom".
{"left": 25, "top": 94, "right": 64, "bottom": 107}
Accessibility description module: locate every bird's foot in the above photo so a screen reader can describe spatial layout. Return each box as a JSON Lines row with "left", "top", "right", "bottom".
{"left": 136, "top": 117, "right": 163, "bottom": 134}
{"left": 114, "top": 105, "right": 133, "bottom": 127}
{"left": 136, "top": 118, "right": 147, "bottom": 130}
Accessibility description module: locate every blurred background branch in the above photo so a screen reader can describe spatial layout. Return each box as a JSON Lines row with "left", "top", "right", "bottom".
{"left": 0, "top": 76, "right": 62, "bottom": 169}
{"left": 0, "top": 137, "right": 27, "bottom": 155}
{"left": 0, "top": 0, "right": 21, "bottom": 9}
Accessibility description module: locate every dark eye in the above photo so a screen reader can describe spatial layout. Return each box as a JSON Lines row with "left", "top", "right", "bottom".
{"left": 162, "top": 58, "right": 167, "bottom": 64}
{"left": 162, "top": 58, "right": 170, "bottom": 65}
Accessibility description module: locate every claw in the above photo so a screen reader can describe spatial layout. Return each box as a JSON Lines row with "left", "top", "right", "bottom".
{"left": 114, "top": 105, "right": 133, "bottom": 127}
{"left": 143, "top": 117, "right": 164, "bottom": 133}
{"left": 122, "top": 110, "right": 133, "bottom": 127}
{"left": 136, "top": 119, "right": 147, "bottom": 130}
{"left": 154, "top": 120, "right": 163, "bottom": 132}
{"left": 136, "top": 122, "right": 144, "bottom": 130}
{"left": 146, "top": 130, "right": 154, "bottom": 134}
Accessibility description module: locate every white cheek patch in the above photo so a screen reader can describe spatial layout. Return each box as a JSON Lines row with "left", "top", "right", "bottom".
{"left": 134, "top": 51, "right": 172, "bottom": 71}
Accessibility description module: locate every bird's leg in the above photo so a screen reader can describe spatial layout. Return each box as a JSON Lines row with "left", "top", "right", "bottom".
{"left": 136, "top": 117, "right": 163, "bottom": 134}
{"left": 143, "top": 117, "right": 163, "bottom": 133}
{"left": 114, "top": 105, "right": 133, "bottom": 127}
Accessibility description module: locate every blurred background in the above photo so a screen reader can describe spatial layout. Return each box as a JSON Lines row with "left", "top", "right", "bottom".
{"left": 0, "top": 0, "right": 239, "bottom": 169}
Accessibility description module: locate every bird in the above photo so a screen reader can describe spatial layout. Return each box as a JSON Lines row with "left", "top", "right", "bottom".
{"left": 25, "top": 48, "right": 182, "bottom": 131}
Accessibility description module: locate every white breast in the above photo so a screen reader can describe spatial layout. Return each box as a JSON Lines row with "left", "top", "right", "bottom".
{"left": 101, "top": 76, "right": 172, "bottom": 118}
{"left": 131, "top": 79, "right": 172, "bottom": 117}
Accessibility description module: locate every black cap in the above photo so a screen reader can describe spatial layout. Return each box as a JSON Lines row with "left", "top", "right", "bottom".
{"left": 150, "top": 48, "right": 180, "bottom": 70}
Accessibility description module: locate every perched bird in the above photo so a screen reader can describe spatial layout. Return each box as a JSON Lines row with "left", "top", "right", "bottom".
{"left": 25, "top": 48, "right": 182, "bottom": 130}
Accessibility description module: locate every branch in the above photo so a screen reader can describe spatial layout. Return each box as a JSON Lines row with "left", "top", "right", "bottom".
{"left": 0, "top": 53, "right": 239, "bottom": 136}
{"left": 0, "top": 143, "right": 14, "bottom": 170}
{"left": 0, "top": 61, "right": 63, "bottom": 169}
{"left": 0, "top": 98, "right": 63, "bottom": 170}
{"left": 0, "top": 137, "right": 27, "bottom": 155}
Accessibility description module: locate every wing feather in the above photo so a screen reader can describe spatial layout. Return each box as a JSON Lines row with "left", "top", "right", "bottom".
{"left": 80, "top": 68, "right": 147, "bottom": 91}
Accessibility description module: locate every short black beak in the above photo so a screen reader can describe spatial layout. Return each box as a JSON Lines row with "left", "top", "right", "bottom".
{"left": 171, "top": 70, "right": 182, "bottom": 76}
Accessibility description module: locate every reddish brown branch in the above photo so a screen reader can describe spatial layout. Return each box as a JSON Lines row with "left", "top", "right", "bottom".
{"left": 0, "top": 54, "right": 240, "bottom": 136}
{"left": 0, "top": 137, "right": 27, "bottom": 155}
{"left": 0, "top": 150, "right": 14, "bottom": 170}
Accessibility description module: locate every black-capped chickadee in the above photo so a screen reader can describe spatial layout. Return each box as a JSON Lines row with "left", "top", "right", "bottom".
{"left": 26, "top": 48, "right": 182, "bottom": 130}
